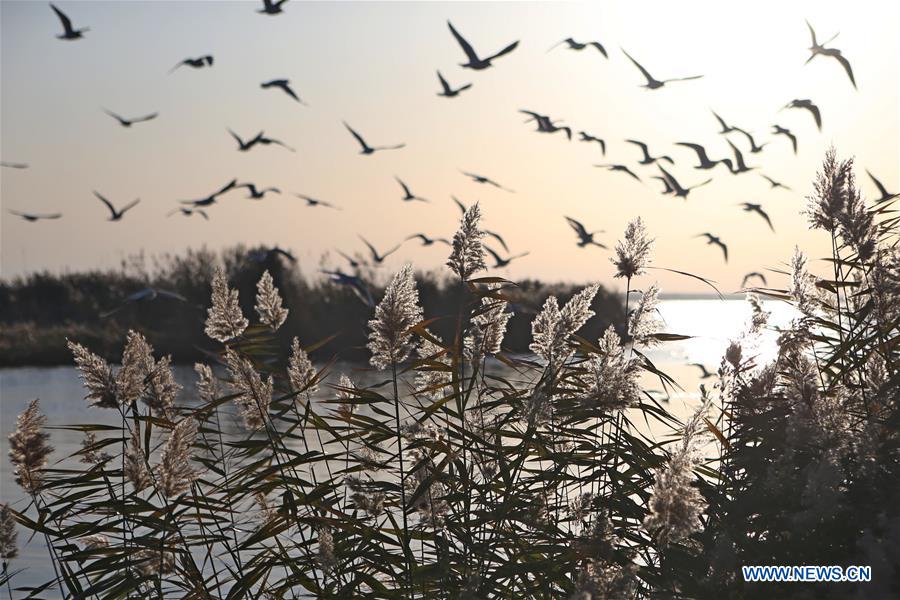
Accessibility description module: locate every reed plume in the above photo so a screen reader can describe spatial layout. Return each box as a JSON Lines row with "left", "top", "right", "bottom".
{"left": 287, "top": 337, "right": 318, "bottom": 394}
{"left": 205, "top": 266, "right": 249, "bottom": 343}
{"left": 367, "top": 263, "right": 423, "bottom": 370}
{"left": 0, "top": 503, "right": 17, "bottom": 561}
{"left": 156, "top": 417, "right": 199, "bottom": 498}
{"left": 530, "top": 284, "right": 600, "bottom": 363}
{"left": 254, "top": 270, "right": 289, "bottom": 331}
{"left": 68, "top": 340, "right": 118, "bottom": 409}
{"left": 447, "top": 202, "right": 486, "bottom": 281}
{"left": 8, "top": 399, "right": 53, "bottom": 495}
{"left": 225, "top": 349, "right": 273, "bottom": 430}
{"left": 124, "top": 424, "right": 150, "bottom": 492}
{"left": 612, "top": 217, "right": 653, "bottom": 279}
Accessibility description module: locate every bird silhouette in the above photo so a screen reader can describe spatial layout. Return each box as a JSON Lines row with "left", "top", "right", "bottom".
{"left": 760, "top": 174, "right": 791, "bottom": 191}
{"left": 625, "top": 140, "right": 674, "bottom": 165}
{"left": 696, "top": 233, "right": 729, "bottom": 262}
{"left": 336, "top": 250, "right": 362, "bottom": 269}
{"left": 520, "top": 110, "right": 572, "bottom": 140}
{"left": 448, "top": 21, "right": 519, "bottom": 70}
{"left": 578, "top": 132, "right": 606, "bottom": 155}
{"left": 248, "top": 247, "right": 297, "bottom": 264}
{"left": 676, "top": 142, "right": 733, "bottom": 171}
{"left": 359, "top": 236, "right": 400, "bottom": 264}
{"left": 94, "top": 192, "right": 139, "bottom": 221}
{"left": 295, "top": 194, "right": 341, "bottom": 210}
{"left": 101, "top": 288, "right": 188, "bottom": 318}
{"left": 395, "top": 177, "right": 428, "bottom": 202}
{"left": 726, "top": 140, "right": 755, "bottom": 174}
{"left": 170, "top": 56, "right": 213, "bottom": 73}
{"left": 461, "top": 171, "right": 514, "bottom": 192}
{"left": 322, "top": 270, "right": 374, "bottom": 307}
{"left": 711, "top": 110, "right": 739, "bottom": 134}
{"left": 436, "top": 71, "right": 472, "bottom": 97}
{"left": 594, "top": 163, "right": 641, "bottom": 182}
{"left": 180, "top": 179, "right": 238, "bottom": 207}
{"left": 167, "top": 207, "right": 209, "bottom": 219}
{"left": 103, "top": 109, "right": 158, "bottom": 128}
{"left": 258, "top": 0, "right": 289, "bottom": 14}
{"left": 805, "top": 20, "right": 856, "bottom": 89}
{"left": 783, "top": 99, "right": 822, "bottom": 131}
{"left": 485, "top": 246, "right": 529, "bottom": 268}
{"left": 549, "top": 38, "right": 607, "bottom": 58}
{"left": 0, "top": 162, "right": 28, "bottom": 169}
{"left": 732, "top": 128, "right": 767, "bottom": 153}
{"left": 565, "top": 217, "right": 607, "bottom": 248}
{"left": 50, "top": 4, "right": 87, "bottom": 40}
{"left": 772, "top": 125, "right": 798, "bottom": 154}
{"left": 229, "top": 130, "right": 293, "bottom": 152}
{"left": 689, "top": 363, "right": 715, "bottom": 379}
{"left": 865, "top": 170, "right": 898, "bottom": 203}
{"left": 741, "top": 272, "right": 768, "bottom": 288}
{"left": 238, "top": 183, "right": 281, "bottom": 199}
{"left": 8, "top": 210, "right": 61, "bottom": 222}
{"left": 406, "top": 234, "right": 450, "bottom": 246}
{"left": 344, "top": 122, "right": 405, "bottom": 155}
{"left": 657, "top": 166, "right": 712, "bottom": 199}
{"left": 739, "top": 202, "right": 774, "bottom": 231}
{"left": 257, "top": 133, "right": 294, "bottom": 152}
{"left": 261, "top": 79, "right": 305, "bottom": 104}
{"left": 621, "top": 48, "right": 702, "bottom": 89}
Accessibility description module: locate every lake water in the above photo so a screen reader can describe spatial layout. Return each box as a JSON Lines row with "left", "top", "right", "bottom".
{"left": 0, "top": 298, "right": 796, "bottom": 592}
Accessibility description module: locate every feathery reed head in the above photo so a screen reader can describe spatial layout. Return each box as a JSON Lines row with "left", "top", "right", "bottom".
{"left": 68, "top": 339, "right": 118, "bottom": 409}
{"left": 8, "top": 399, "right": 53, "bottom": 495}
{"left": 156, "top": 417, "right": 199, "bottom": 498}
{"left": 255, "top": 270, "right": 289, "bottom": 331}
{"left": 116, "top": 330, "right": 154, "bottom": 407}
{"left": 807, "top": 146, "right": 851, "bottom": 231}
{"left": 582, "top": 326, "right": 640, "bottom": 413}
{"left": 628, "top": 283, "right": 662, "bottom": 347}
{"left": 225, "top": 349, "right": 273, "bottom": 430}
{"left": 194, "top": 362, "right": 219, "bottom": 405}
{"left": 529, "top": 284, "right": 599, "bottom": 363}
{"left": 612, "top": 217, "right": 653, "bottom": 280}
{"left": 465, "top": 290, "right": 512, "bottom": 359}
{"left": 124, "top": 424, "right": 150, "bottom": 492}
{"left": 447, "top": 202, "right": 486, "bottom": 281}
{"left": 367, "top": 264, "right": 423, "bottom": 370}
{"left": 0, "top": 502, "right": 18, "bottom": 561}
{"left": 288, "top": 337, "right": 318, "bottom": 395}
{"left": 205, "top": 266, "right": 249, "bottom": 343}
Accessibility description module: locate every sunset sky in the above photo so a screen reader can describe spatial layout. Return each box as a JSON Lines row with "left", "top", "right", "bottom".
{"left": 1, "top": 0, "right": 897, "bottom": 293}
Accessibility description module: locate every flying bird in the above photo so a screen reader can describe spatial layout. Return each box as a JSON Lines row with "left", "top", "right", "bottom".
{"left": 359, "top": 236, "right": 400, "bottom": 265}
{"left": 625, "top": 140, "right": 673, "bottom": 165}
{"left": 866, "top": 170, "right": 899, "bottom": 203}
{"left": 180, "top": 179, "right": 238, "bottom": 207}
{"left": 741, "top": 272, "right": 768, "bottom": 288}
{"left": 336, "top": 250, "right": 362, "bottom": 269}
{"left": 657, "top": 166, "right": 712, "bottom": 199}
{"left": 739, "top": 202, "right": 774, "bottom": 232}
{"left": 50, "top": 3, "right": 87, "bottom": 40}
{"left": 689, "top": 363, "right": 715, "bottom": 379}
{"left": 594, "top": 163, "right": 641, "bottom": 182}
{"left": 783, "top": 99, "right": 822, "bottom": 131}
{"left": 248, "top": 247, "right": 297, "bottom": 264}
{"left": 726, "top": 139, "right": 755, "bottom": 174}
{"left": 100, "top": 288, "right": 188, "bottom": 318}
{"left": 578, "top": 132, "right": 606, "bottom": 155}
{"left": 621, "top": 48, "right": 702, "bottom": 89}
{"left": 696, "top": 233, "right": 729, "bottom": 262}
{"left": 167, "top": 207, "right": 209, "bottom": 219}
{"left": 436, "top": 71, "right": 472, "bottom": 98}
{"left": 711, "top": 111, "right": 740, "bottom": 134}
{"left": 170, "top": 56, "right": 213, "bottom": 73}
{"left": 258, "top": 0, "right": 289, "bottom": 14}
{"left": 448, "top": 21, "right": 519, "bottom": 70}
{"left": 461, "top": 171, "right": 514, "bottom": 192}
{"left": 485, "top": 247, "right": 529, "bottom": 268}
{"left": 238, "top": 183, "right": 281, "bottom": 199}
{"left": 549, "top": 37, "right": 607, "bottom": 58}
{"left": 520, "top": 110, "right": 572, "bottom": 140}
{"left": 103, "top": 109, "right": 158, "bottom": 128}
{"left": 676, "top": 142, "right": 733, "bottom": 171}
{"left": 295, "top": 194, "right": 341, "bottom": 210}
{"left": 229, "top": 130, "right": 293, "bottom": 152}
{"left": 0, "top": 162, "right": 28, "bottom": 169}
{"left": 772, "top": 125, "right": 798, "bottom": 154}
{"left": 322, "top": 270, "right": 374, "bottom": 307}
{"left": 565, "top": 217, "right": 607, "bottom": 248}
{"left": 760, "top": 174, "right": 791, "bottom": 191}
{"left": 406, "top": 234, "right": 450, "bottom": 246}
{"left": 94, "top": 192, "right": 139, "bottom": 221}
{"left": 8, "top": 210, "right": 61, "bottom": 222}
{"left": 732, "top": 128, "right": 768, "bottom": 153}
{"left": 344, "top": 122, "right": 405, "bottom": 155}
{"left": 395, "top": 177, "right": 428, "bottom": 202}
{"left": 805, "top": 20, "right": 856, "bottom": 89}
{"left": 261, "top": 79, "right": 305, "bottom": 104}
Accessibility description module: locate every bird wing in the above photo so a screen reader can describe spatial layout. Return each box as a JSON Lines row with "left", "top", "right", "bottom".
{"left": 358, "top": 236, "right": 378, "bottom": 260}
{"left": 621, "top": 49, "right": 654, "bottom": 84}
{"left": 447, "top": 21, "right": 480, "bottom": 63}
{"left": 625, "top": 139, "right": 649, "bottom": 157}
{"left": 279, "top": 81, "right": 301, "bottom": 102}
{"left": 381, "top": 243, "right": 401, "bottom": 259}
{"left": 830, "top": 52, "right": 857, "bottom": 89}
{"left": 436, "top": 70, "right": 452, "bottom": 94}
{"left": 452, "top": 196, "right": 467, "bottom": 213}
{"left": 50, "top": 3, "right": 74, "bottom": 33}
{"left": 406, "top": 234, "right": 427, "bottom": 243}
{"left": 228, "top": 129, "right": 245, "bottom": 147}
{"left": 93, "top": 191, "right": 117, "bottom": 216}
{"left": 755, "top": 206, "right": 774, "bottom": 231}
{"left": 395, "top": 177, "right": 413, "bottom": 197}
{"left": 343, "top": 122, "right": 369, "bottom": 150}
{"left": 565, "top": 216, "right": 589, "bottom": 237}
{"left": 484, "top": 40, "right": 519, "bottom": 63}
{"left": 806, "top": 19, "right": 818, "bottom": 48}
{"left": 120, "top": 199, "right": 140, "bottom": 215}
{"left": 622, "top": 166, "right": 641, "bottom": 181}
{"left": 134, "top": 113, "right": 158, "bottom": 123}
{"left": 866, "top": 170, "right": 890, "bottom": 199}
{"left": 216, "top": 179, "right": 238, "bottom": 196}
{"left": 0, "top": 162, "right": 28, "bottom": 168}
{"left": 589, "top": 42, "right": 608, "bottom": 58}
{"left": 484, "top": 231, "right": 509, "bottom": 252}
{"left": 666, "top": 75, "right": 704, "bottom": 82}
{"left": 483, "top": 246, "right": 502, "bottom": 264}
{"left": 689, "top": 178, "right": 713, "bottom": 192}
{"left": 711, "top": 111, "right": 730, "bottom": 132}
{"left": 373, "top": 143, "right": 405, "bottom": 151}
{"left": 103, "top": 109, "right": 125, "bottom": 124}
{"left": 675, "top": 142, "right": 708, "bottom": 162}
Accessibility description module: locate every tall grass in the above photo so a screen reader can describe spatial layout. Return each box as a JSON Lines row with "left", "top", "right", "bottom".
{"left": 2, "top": 150, "right": 897, "bottom": 598}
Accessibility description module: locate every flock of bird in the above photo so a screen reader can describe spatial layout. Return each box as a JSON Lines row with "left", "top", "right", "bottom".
{"left": 5, "top": 2, "right": 899, "bottom": 297}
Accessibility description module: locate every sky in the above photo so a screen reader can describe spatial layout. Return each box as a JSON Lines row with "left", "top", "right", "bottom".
{"left": 1, "top": 0, "right": 897, "bottom": 293}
